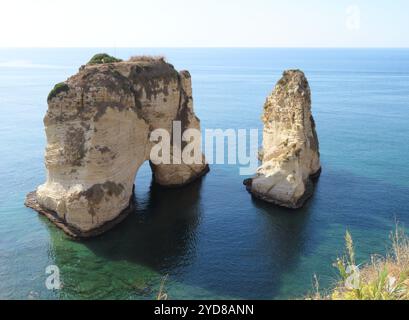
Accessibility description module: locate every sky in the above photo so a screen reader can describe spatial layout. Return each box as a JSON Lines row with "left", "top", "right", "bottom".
{"left": 0, "top": 0, "right": 408, "bottom": 47}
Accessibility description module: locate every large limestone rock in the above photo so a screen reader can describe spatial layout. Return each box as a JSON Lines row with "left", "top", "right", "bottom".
{"left": 244, "top": 70, "right": 321, "bottom": 208}
{"left": 25, "top": 55, "right": 209, "bottom": 238}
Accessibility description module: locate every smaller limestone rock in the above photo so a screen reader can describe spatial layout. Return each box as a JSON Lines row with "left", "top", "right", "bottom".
{"left": 245, "top": 70, "right": 321, "bottom": 209}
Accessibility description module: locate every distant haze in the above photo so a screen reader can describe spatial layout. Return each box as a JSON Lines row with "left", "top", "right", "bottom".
{"left": 0, "top": 0, "right": 408, "bottom": 48}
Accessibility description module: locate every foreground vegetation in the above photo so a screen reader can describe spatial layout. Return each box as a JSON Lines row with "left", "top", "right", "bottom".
{"left": 155, "top": 226, "right": 409, "bottom": 300}
{"left": 311, "top": 225, "right": 409, "bottom": 300}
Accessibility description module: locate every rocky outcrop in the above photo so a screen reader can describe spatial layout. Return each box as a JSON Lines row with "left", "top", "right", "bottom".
{"left": 244, "top": 70, "right": 321, "bottom": 209}
{"left": 25, "top": 55, "right": 209, "bottom": 238}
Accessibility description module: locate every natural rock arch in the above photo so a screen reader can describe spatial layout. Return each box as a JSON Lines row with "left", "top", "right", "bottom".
{"left": 25, "top": 55, "right": 209, "bottom": 238}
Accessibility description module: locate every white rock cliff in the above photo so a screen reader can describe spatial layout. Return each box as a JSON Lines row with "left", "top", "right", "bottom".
{"left": 25, "top": 55, "right": 209, "bottom": 237}
{"left": 244, "top": 70, "right": 321, "bottom": 208}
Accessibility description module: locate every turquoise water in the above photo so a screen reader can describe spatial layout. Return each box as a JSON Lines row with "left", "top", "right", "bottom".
{"left": 0, "top": 48, "right": 408, "bottom": 300}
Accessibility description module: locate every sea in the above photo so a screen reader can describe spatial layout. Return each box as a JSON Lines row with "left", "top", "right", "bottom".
{"left": 0, "top": 48, "right": 408, "bottom": 299}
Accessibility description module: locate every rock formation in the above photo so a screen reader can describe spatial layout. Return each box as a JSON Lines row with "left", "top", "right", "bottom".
{"left": 25, "top": 54, "right": 209, "bottom": 238}
{"left": 244, "top": 70, "right": 321, "bottom": 208}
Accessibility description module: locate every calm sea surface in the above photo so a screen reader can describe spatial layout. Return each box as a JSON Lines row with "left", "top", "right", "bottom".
{"left": 0, "top": 48, "right": 408, "bottom": 299}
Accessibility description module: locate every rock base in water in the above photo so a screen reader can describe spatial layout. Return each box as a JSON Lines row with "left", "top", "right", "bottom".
{"left": 25, "top": 191, "right": 134, "bottom": 239}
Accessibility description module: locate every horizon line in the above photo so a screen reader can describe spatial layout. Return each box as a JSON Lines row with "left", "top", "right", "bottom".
{"left": 1, "top": 46, "right": 409, "bottom": 50}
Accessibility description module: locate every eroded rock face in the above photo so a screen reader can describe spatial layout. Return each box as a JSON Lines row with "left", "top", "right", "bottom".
{"left": 245, "top": 70, "right": 321, "bottom": 208}
{"left": 26, "top": 56, "right": 208, "bottom": 236}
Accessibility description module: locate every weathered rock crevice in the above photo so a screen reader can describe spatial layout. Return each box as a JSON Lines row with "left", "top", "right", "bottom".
{"left": 244, "top": 70, "right": 321, "bottom": 209}
{"left": 25, "top": 55, "right": 209, "bottom": 238}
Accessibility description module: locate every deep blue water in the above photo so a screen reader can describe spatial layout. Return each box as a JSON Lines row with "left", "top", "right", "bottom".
{"left": 0, "top": 48, "right": 408, "bottom": 299}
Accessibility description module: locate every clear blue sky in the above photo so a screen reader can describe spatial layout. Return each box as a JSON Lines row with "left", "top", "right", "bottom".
{"left": 0, "top": 0, "right": 408, "bottom": 47}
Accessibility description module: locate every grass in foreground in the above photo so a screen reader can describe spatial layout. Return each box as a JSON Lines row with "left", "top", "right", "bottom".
{"left": 310, "top": 225, "right": 409, "bottom": 300}
{"left": 156, "top": 275, "right": 169, "bottom": 300}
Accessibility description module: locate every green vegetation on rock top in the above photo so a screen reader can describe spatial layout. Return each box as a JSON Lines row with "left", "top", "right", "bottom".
{"left": 47, "top": 82, "right": 69, "bottom": 102}
{"left": 87, "top": 53, "right": 123, "bottom": 65}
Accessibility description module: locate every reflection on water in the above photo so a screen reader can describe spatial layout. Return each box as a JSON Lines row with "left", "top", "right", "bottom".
{"left": 45, "top": 176, "right": 204, "bottom": 299}
{"left": 85, "top": 177, "right": 204, "bottom": 272}
{"left": 250, "top": 195, "right": 314, "bottom": 295}
{"left": 42, "top": 165, "right": 409, "bottom": 300}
